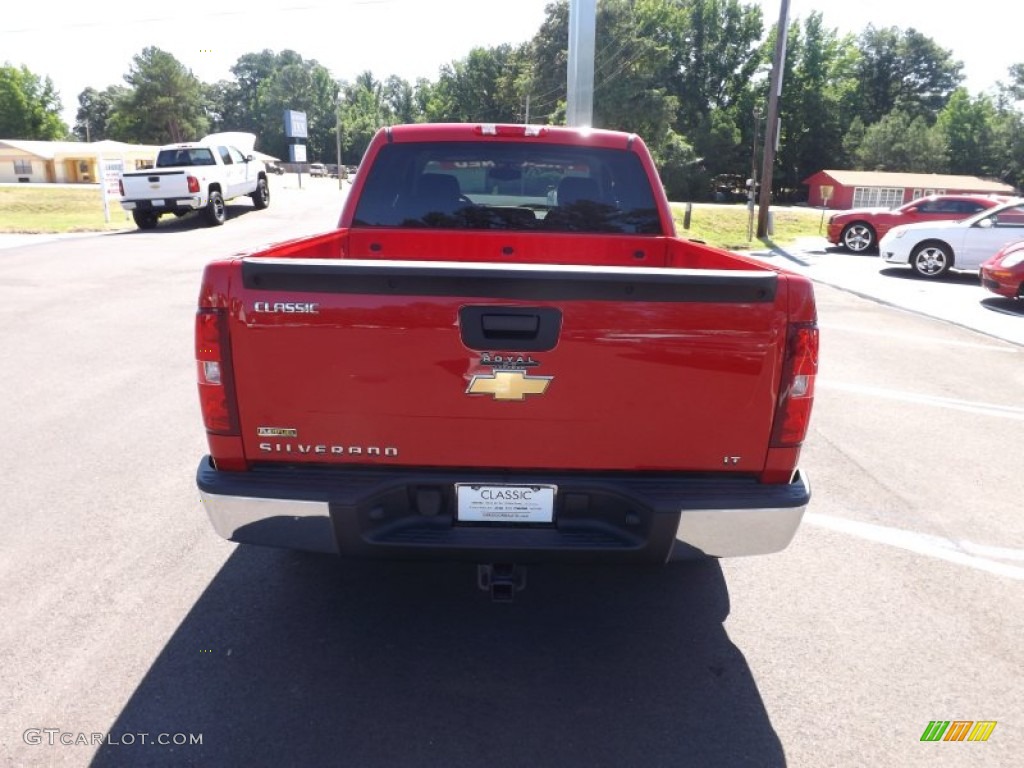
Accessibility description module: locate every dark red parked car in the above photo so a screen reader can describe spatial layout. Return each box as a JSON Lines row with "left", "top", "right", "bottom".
{"left": 827, "top": 194, "right": 1008, "bottom": 253}
{"left": 981, "top": 239, "right": 1024, "bottom": 299}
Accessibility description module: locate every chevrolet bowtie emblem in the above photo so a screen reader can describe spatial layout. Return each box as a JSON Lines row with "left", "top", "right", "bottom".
{"left": 466, "top": 369, "right": 553, "bottom": 401}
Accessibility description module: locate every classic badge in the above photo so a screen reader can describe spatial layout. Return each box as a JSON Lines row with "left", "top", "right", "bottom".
{"left": 257, "top": 426, "right": 298, "bottom": 437}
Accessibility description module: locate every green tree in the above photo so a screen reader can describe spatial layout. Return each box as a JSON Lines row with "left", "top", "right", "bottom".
{"left": 413, "top": 77, "right": 436, "bottom": 120}
{"left": 672, "top": 0, "right": 764, "bottom": 139}
{"left": 935, "top": 89, "right": 995, "bottom": 175}
{"left": 774, "top": 13, "right": 860, "bottom": 195}
{"left": 852, "top": 26, "right": 962, "bottom": 126}
{"left": 852, "top": 110, "right": 946, "bottom": 172}
{"left": 229, "top": 50, "right": 280, "bottom": 135}
{"left": 652, "top": 129, "right": 702, "bottom": 199}
{"left": 203, "top": 80, "right": 245, "bottom": 133}
{"left": 252, "top": 53, "right": 339, "bottom": 161}
{"left": 382, "top": 76, "right": 418, "bottom": 124}
{"left": 528, "top": 0, "right": 761, "bottom": 134}
{"left": 73, "top": 85, "right": 127, "bottom": 142}
{"left": 110, "top": 47, "right": 209, "bottom": 143}
{"left": 426, "top": 45, "right": 525, "bottom": 123}
{"left": 592, "top": 0, "right": 679, "bottom": 139}
{"left": 338, "top": 71, "right": 387, "bottom": 164}
{"left": 527, "top": 0, "right": 721, "bottom": 194}
{"left": 987, "top": 106, "right": 1024, "bottom": 189}
{"left": 0, "top": 63, "right": 68, "bottom": 139}
{"left": 901, "top": 119, "right": 948, "bottom": 173}
{"left": 525, "top": 0, "right": 570, "bottom": 123}
{"left": 1000, "top": 63, "right": 1024, "bottom": 103}
{"left": 841, "top": 116, "right": 866, "bottom": 162}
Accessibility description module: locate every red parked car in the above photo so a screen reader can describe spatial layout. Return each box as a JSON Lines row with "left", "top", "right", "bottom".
{"left": 827, "top": 194, "right": 1008, "bottom": 253}
{"left": 980, "top": 239, "right": 1024, "bottom": 299}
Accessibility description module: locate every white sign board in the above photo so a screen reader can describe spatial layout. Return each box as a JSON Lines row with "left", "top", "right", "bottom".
{"left": 99, "top": 157, "right": 127, "bottom": 222}
{"left": 103, "top": 159, "right": 124, "bottom": 199}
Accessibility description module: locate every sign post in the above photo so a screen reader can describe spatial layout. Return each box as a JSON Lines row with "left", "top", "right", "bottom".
{"left": 284, "top": 110, "right": 308, "bottom": 187}
{"left": 819, "top": 184, "right": 833, "bottom": 233}
{"left": 99, "top": 156, "right": 125, "bottom": 223}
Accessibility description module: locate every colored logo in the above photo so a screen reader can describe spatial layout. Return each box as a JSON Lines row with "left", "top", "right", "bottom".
{"left": 920, "top": 721, "right": 997, "bottom": 742}
{"left": 466, "top": 370, "right": 552, "bottom": 401}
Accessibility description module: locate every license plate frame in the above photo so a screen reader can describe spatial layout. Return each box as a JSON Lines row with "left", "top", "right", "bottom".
{"left": 455, "top": 484, "right": 556, "bottom": 524}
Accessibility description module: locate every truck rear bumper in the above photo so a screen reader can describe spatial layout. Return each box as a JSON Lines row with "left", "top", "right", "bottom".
{"left": 121, "top": 197, "right": 203, "bottom": 212}
{"left": 196, "top": 458, "right": 810, "bottom": 562}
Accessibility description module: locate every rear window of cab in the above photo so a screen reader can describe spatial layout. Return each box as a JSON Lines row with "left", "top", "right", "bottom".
{"left": 352, "top": 141, "right": 661, "bottom": 234}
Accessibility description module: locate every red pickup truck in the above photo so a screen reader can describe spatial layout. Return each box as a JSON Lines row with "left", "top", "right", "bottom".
{"left": 195, "top": 123, "right": 817, "bottom": 595}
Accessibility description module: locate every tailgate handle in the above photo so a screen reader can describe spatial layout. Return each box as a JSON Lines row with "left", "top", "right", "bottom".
{"left": 460, "top": 306, "right": 561, "bottom": 351}
{"left": 148, "top": 176, "right": 160, "bottom": 182}
{"left": 481, "top": 313, "right": 539, "bottom": 338}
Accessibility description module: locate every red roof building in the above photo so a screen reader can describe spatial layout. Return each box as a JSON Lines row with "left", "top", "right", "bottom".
{"left": 802, "top": 170, "right": 1016, "bottom": 210}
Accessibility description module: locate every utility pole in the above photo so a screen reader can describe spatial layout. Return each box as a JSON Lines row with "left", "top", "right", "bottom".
{"left": 757, "top": 0, "right": 790, "bottom": 239}
{"left": 336, "top": 106, "right": 343, "bottom": 190}
{"left": 748, "top": 108, "right": 762, "bottom": 241}
{"left": 566, "top": 0, "right": 596, "bottom": 128}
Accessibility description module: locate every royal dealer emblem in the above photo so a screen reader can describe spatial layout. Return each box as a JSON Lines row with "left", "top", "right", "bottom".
{"left": 466, "top": 357, "right": 554, "bottom": 402}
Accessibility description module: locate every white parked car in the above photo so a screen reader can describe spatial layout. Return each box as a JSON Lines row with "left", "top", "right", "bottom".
{"left": 879, "top": 198, "right": 1024, "bottom": 277}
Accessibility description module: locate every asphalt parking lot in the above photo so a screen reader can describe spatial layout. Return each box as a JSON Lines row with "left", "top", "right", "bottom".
{"left": 745, "top": 236, "right": 1024, "bottom": 346}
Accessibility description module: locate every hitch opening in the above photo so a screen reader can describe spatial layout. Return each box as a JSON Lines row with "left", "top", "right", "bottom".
{"left": 477, "top": 563, "right": 526, "bottom": 602}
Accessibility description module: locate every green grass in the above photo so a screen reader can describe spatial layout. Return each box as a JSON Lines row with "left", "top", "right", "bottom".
{"left": 0, "top": 185, "right": 828, "bottom": 245}
{"left": 671, "top": 202, "right": 826, "bottom": 250}
{"left": 0, "top": 187, "right": 132, "bottom": 233}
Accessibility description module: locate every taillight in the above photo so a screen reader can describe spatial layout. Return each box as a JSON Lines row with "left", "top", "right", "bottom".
{"left": 195, "top": 309, "right": 239, "bottom": 435}
{"left": 187, "top": 175, "right": 200, "bottom": 194}
{"left": 770, "top": 323, "right": 818, "bottom": 447}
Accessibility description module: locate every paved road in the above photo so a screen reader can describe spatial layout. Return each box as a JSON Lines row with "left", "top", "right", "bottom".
{"left": 0, "top": 189, "right": 1020, "bottom": 767}
{"left": 747, "top": 236, "right": 1024, "bottom": 346}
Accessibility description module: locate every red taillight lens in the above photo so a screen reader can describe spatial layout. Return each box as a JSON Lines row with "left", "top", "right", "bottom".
{"left": 187, "top": 175, "right": 200, "bottom": 194}
{"left": 770, "top": 323, "right": 818, "bottom": 447}
{"left": 195, "top": 309, "right": 239, "bottom": 435}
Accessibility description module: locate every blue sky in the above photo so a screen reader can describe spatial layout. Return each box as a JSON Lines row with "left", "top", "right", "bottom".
{"left": 1, "top": 0, "right": 1017, "bottom": 129}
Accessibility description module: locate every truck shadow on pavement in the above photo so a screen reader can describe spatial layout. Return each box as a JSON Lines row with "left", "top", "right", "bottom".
{"left": 117, "top": 205, "right": 260, "bottom": 233}
{"left": 91, "top": 548, "right": 785, "bottom": 768}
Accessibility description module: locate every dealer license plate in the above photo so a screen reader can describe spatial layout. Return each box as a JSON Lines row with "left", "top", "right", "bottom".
{"left": 456, "top": 484, "right": 556, "bottom": 524}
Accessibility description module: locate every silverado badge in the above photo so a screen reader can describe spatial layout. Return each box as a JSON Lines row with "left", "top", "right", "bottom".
{"left": 466, "top": 370, "right": 553, "bottom": 401}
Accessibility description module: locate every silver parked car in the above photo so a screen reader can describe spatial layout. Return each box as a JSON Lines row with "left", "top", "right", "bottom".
{"left": 879, "top": 198, "right": 1024, "bottom": 277}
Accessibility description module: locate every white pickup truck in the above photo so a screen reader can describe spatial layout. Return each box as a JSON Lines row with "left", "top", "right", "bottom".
{"left": 119, "top": 132, "right": 270, "bottom": 229}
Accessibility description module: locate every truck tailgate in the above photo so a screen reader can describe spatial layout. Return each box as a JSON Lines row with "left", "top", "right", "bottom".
{"left": 122, "top": 170, "right": 190, "bottom": 196}
{"left": 228, "top": 258, "right": 787, "bottom": 473}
